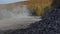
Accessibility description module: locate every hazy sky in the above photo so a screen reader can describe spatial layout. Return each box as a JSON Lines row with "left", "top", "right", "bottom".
{"left": 0, "top": 0, "right": 27, "bottom": 4}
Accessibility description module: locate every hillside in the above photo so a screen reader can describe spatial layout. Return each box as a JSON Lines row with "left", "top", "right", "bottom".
{"left": 0, "top": 0, "right": 52, "bottom": 16}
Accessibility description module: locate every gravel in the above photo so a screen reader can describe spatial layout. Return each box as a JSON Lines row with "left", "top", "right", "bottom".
{"left": 0, "top": 8, "right": 60, "bottom": 34}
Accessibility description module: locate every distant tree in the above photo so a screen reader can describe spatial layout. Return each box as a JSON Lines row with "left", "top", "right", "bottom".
{"left": 52, "top": 0, "right": 60, "bottom": 8}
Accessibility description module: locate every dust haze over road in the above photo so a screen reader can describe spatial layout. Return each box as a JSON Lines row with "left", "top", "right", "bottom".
{"left": 0, "top": 5, "right": 41, "bottom": 30}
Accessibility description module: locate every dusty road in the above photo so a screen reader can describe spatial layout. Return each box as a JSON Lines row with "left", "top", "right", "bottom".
{"left": 0, "top": 16, "right": 41, "bottom": 30}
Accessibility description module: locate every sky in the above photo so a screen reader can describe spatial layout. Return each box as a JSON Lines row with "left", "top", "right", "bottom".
{"left": 0, "top": 0, "right": 27, "bottom": 4}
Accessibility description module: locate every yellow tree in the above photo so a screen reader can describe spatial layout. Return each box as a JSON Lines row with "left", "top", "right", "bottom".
{"left": 28, "top": 0, "right": 52, "bottom": 16}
